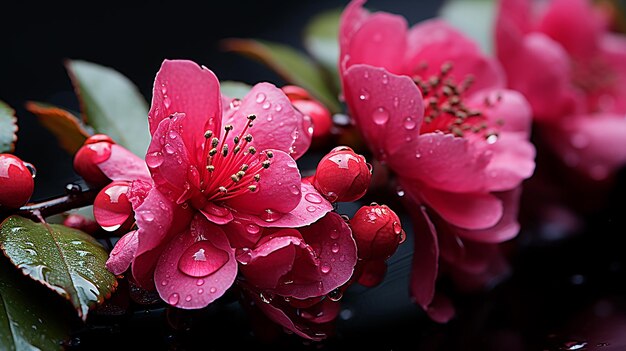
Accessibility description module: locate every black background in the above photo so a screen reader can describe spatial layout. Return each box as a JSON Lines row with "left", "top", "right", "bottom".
{"left": 3, "top": 1, "right": 626, "bottom": 350}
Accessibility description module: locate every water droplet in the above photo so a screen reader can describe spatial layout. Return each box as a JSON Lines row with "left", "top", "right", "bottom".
{"left": 403, "top": 117, "right": 416, "bottom": 130}
{"left": 275, "top": 104, "right": 282, "bottom": 112}
{"left": 328, "top": 288, "right": 343, "bottom": 301}
{"left": 382, "top": 74, "right": 388, "bottom": 84}
{"left": 236, "top": 248, "right": 252, "bottom": 265}
{"left": 196, "top": 279, "right": 204, "bottom": 286}
{"left": 102, "top": 224, "right": 121, "bottom": 232}
{"left": 331, "top": 243, "right": 340, "bottom": 253}
{"left": 359, "top": 88, "right": 369, "bottom": 101}
{"left": 415, "top": 152, "right": 421, "bottom": 159}
{"left": 168, "top": 130, "right": 178, "bottom": 139}
{"left": 141, "top": 211, "right": 155, "bottom": 222}
{"left": 259, "top": 292, "right": 273, "bottom": 303}
{"left": 209, "top": 287, "right": 217, "bottom": 293}
{"left": 486, "top": 134, "right": 498, "bottom": 144}
{"left": 396, "top": 187, "right": 405, "bottom": 197}
{"left": 305, "top": 193, "right": 323, "bottom": 204}
{"left": 185, "top": 295, "right": 192, "bottom": 302}
{"left": 339, "top": 254, "right": 346, "bottom": 262}
{"left": 372, "top": 107, "right": 389, "bottom": 125}
{"left": 392, "top": 221, "right": 402, "bottom": 234}
{"left": 261, "top": 209, "right": 282, "bottom": 222}
{"left": 562, "top": 341, "right": 587, "bottom": 350}
{"left": 262, "top": 101, "right": 271, "bottom": 109}
{"left": 229, "top": 98, "right": 241, "bottom": 110}
{"left": 178, "top": 241, "right": 229, "bottom": 277}
{"left": 330, "top": 230, "right": 340, "bottom": 240}
{"left": 255, "top": 93, "right": 266, "bottom": 103}
{"left": 398, "top": 230, "right": 407, "bottom": 244}
{"left": 363, "top": 71, "right": 369, "bottom": 79}
{"left": 146, "top": 151, "right": 164, "bottom": 168}
{"left": 197, "top": 288, "right": 204, "bottom": 294}
{"left": 163, "top": 96, "right": 171, "bottom": 109}
{"left": 289, "top": 185, "right": 300, "bottom": 196}
{"left": 393, "top": 97, "right": 399, "bottom": 108}
{"left": 306, "top": 206, "right": 317, "bottom": 213}
{"left": 320, "top": 263, "right": 331, "bottom": 274}
{"left": 246, "top": 224, "right": 260, "bottom": 235}
{"left": 160, "top": 84, "right": 167, "bottom": 94}
{"left": 164, "top": 144, "right": 175, "bottom": 155}
{"left": 168, "top": 293, "right": 179, "bottom": 305}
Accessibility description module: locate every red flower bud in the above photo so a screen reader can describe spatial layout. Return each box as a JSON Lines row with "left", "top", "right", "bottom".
{"left": 73, "top": 134, "right": 115, "bottom": 187}
{"left": 93, "top": 181, "right": 133, "bottom": 232}
{"left": 349, "top": 204, "right": 405, "bottom": 260}
{"left": 357, "top": 259, "right": 387, "bottom": 287}
{"left": 313, "top": 146, "right": 371, "bottom": 202}
{"left": 63, "top": 214, "right": 100, "bottom": 234}
{"left": 0, "top": 154, "right": 35, "bottom": 209}
{"left": 282, "top": 85, "right": 332, "bottom": 140}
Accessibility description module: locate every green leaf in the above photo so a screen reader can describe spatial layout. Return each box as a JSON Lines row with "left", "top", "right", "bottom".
{"left": 220, "top": 81, "right": 253, "bottom": 99}
{"left": 223, "top": 39, "right": 341, "bottom": 113}
{"left": 0, "top": 216, "right": 117, "bottom": 322}
{"left": 66, "top": 60, "right": 150, "bottom": 156}
{"left": 304, "top": 8, "right": 342, "bottom": 78}
{"left": 26, "top": 101, "right": 90, "bottom": 154}
{"left": 439, "top": 0, "right": 496, "bottom": 55}
{"left": 0, "top": 257, "right": 69, "bottom": 350}
{"left": 0, "top": 101, "right": 18, "bottom": 154}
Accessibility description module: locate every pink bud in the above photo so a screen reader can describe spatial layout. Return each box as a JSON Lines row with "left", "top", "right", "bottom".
{"left": 73, "top": 134, "right": 115, "bottom": 187}
{"left": 349, "top": 204, "right": 405, "bottom": 260}
{"left": 93, "top": 181, "right": 133, "bottom": 232}
{"left": 313, "top": 146, "right": 371, "bottom": 202}
{"left": 0, "top": 154, "right": 34, "bottom": 209}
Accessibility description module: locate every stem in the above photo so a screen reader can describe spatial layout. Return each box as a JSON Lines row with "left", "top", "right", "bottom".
{"left": 1, "top": 186, "right": 99, "bottom": 222}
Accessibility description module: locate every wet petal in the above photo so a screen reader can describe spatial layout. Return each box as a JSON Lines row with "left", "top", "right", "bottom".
{"left": 409, "top": 206, "right": 439, "bottom": 308}
{"left": 154, "top": 215, "right": 237, "bottom": 309}
{"left": 339, "top": 0, "right": 369, "bottom": 73}
{"left": 343, "top": 64, "right": 424, "bottom": 158}
{"left": 149, "top": 60, "right": 222, "bottom": 160}
{"left": 425, "top": 294, "right": 455, "bottom": 323}
{"left": 106, "top": 230, "right": 139, "bottom": 275}
{"left": 98, "top": 144, "right": 151, "bottom": 183}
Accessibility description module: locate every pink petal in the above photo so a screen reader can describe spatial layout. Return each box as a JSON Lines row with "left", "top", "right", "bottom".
{"left": 149, "top": 60, "right": 222, "bottom": 161}
{"left": 416, "top": 184, "right": 504, "bottom": 230}
{"left": 343, "top": 11, "right": 408, "bottom": 75}
{"left": 106, "top": 230, "right": 139, "bottom": 275}
{"left": 456, "top": 188, "right": 522, "bottom": 243}
{"left": 154, "top": 215, "right": 237, "bottom": 309}
{"left": 495, "top": 0, "right": 533, "bottom": 57}
{"left": 466, "top": 89, "right": 533, "bottom": 137}
{"left": 339, "top": 0, "right": 369, "bottom": 73}
{"left": 482, "top": 132, "right": 536, "bottom": 192}
{"left": 498, "top": 32, "right": 582, "bottom": 121}
{"left": 409, "top": 206, "right": 439, "bottom": 308}
{"left": 145, "top": 113, "right": 193, "bottom": 202}
{"left": 238, "top": 231, "right": 299, "bottom": 290}
{"left": 537, "top": 0, "right": 603, "bottom": 58}
{"left": 543, "top": 113, "right": 626, "bottom": 180}
{"left": 598, "top": 34, "right": 626, "bottom": 114}
{"left": 226, "top": 149, "right": 301, "bottom": 217}
{"left": 222, "top": 83, "right": 309, "bottom": 158}
{"left": 199, "top": 203, "right": 234, "bottom": 225}
{"left": 131, "top": 185, "right": 193, "bottom": 288}
{"left": 278, "top": 212, "right": 357, "bottom": 299}
{"left": 388, "top": 132, "right": 491, "bottom": 193}
{"left": 98, "top": 144, "right": 151, "bottom": 183}
{"left": 425, "top": 294, "right": 455, "bottom": 323}
{"left": 343, "top": 64, "right": 424, "bottom": 158}
{"left": 237, "top": 182, "right": 333, "bottom": 228}
{"left": 406, "top": 19, "right": 505, "bottom": 93}
{"left": 222, "top": 218, "right": 263, "bottom": 249}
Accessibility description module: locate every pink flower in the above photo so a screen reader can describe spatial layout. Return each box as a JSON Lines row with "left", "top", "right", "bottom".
{"left": 339, "top": 0, "right": 535, "bottom": 320}
{"left": 496, "top": 0, "right": 626, "bottom": 180}
{"left": 102, "top": 59, "right": 357, "bottom": 310}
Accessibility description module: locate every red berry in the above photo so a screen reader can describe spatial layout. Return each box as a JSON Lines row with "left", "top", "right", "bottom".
{"left": 313, "top": 146, "right": 371, "bottom": 202}
{"left": 349, "top": 204, "right": 405, "bottom": 260}
{"left": 282, "top": 85, "right": 332, "bottom": 140}
{"left": 93, "top": 181, "right": 133, "bottom": 232}
{"left": 281, "top": 85, "right": 311, "bottom": 101}
{"left": 74, "top": 134, "right": 115, "bottom": 187}
{"left": 63, "top": 214, "right": 100, "bottom": 234}
{"left": 0, "top": 154, "right": 35, "bottom": 209}
{"left": 357, "top": 259, "right": 387, "bottom": 287}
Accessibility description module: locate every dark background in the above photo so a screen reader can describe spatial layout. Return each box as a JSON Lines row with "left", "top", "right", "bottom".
{"left": 3, "top": 1, "right": 626, "bottom": 350}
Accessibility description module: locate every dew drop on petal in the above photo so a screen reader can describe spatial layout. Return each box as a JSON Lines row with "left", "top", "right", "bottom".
{"left": 164, "top": 144, "right": 175, "bottom": 155}
{"left": 275, "top": 104, "right": 283, "bottom": 112}
{"left": 486, "top": 134, "right": 498, "bottom": 144}
{"left": 161, "top": 280, "right": 168, "bottom": 286}
{"left": 178, "top": 241, "right": 229, "bottom": 277}
{"left": 163, "top": 96, "right": 172, "bottom": 109}
{"left": 230, "top": 98, "right": 241, "bottom": 110}
{"left": 261, "top": 209, "right": 282, "bottom": 222}
{"left": 289, "top": 185, "right": 300, "bottom": 196}
{"left": 168, "top": 130, "right": 178, "bottom": 139}
{"left": 306, "top": 206, "right": 317, "bottom": 213}
{"left": 160, "top": 84, "right": 167, "bottom": 95}
{"left": 393, "top": 97, "right": 399, "bottom": 108}
{"left": 146, "top": 151, "right": 164, "bottom": 168}
{"left": 256, "top": 93, "right": 266, "bottom": 103}
{"left": 403, "top": 117, "right": 416, "bottom": 130}
{"left": 331, "top": 243, "right": 340, "bottom": 254}
{"left": 197, "top": 288, "right": 204, "bottom": 294}
{"left": 415, "top": 152, "right": 421, "bottom": 159}
{"left": 372, "top": 107, "right": 389, "bottom": 125}
{"left": 392, "top": 221, "right": 402, "bottom": 235}
{"left": 330, "top": 229, "right": 339, "bottom": 240}
{"left": 320, "top": 263, "right": 331, "bottom": 274}
{"left": 185, "top": 295, "right": 192, "bottom": 302}
{"left": 382, "top": 74, "right": 388, "bottom": 84}
{"left": 168, "top": 293, "right": 179, "bottom": 305}
{"left": 359, "top": 89, "right": 369, "bottom": 101}
{"left": 262, "top": 101, "right": 271, "bottom": 110}
{"left": 236, "top": 248, "right": 252, "bottom": 265}
{"left": 196, "top": 279, "right": 204, "bottom": 286}
{"left": 209, "top": 287, "right": 217, "bottom": 293}
{"left": 246, "top": 224, "right": 260, "bottom": 235}
{"left": 141, "top": 212, "right": 155, "bottom": 222}
{"left": 328, "top": 288, "right": 343, "bottom": 301}
{"left": 304, "top": 193, "right": 323, "bottom": 204}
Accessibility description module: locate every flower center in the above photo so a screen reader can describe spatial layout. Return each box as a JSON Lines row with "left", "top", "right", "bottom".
{"left": 571, "top": 56, "right": 617, "bottom": 112}
{"left": 412, "top": 62, "right": 498, "bottom": 140}
{"left": 193, "top": 112, "right": 272, "bottom": 204}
